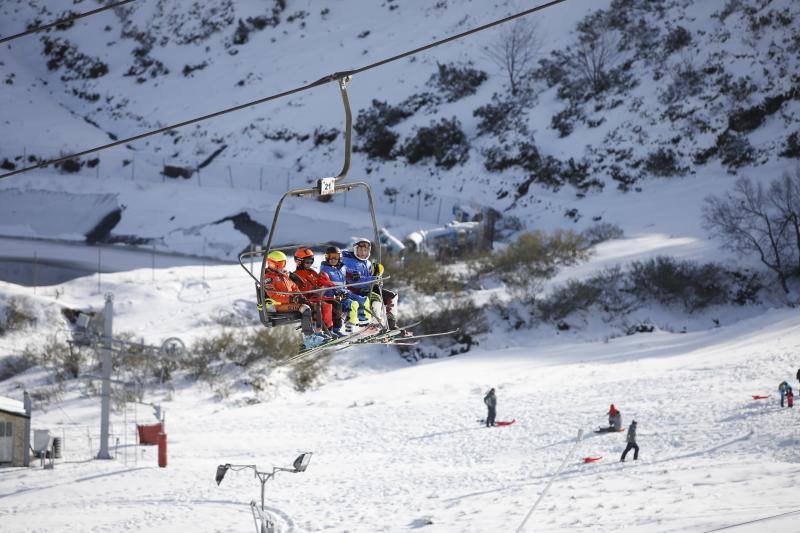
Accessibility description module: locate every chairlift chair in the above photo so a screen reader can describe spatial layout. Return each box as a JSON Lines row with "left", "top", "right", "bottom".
{"left": 238, "top": 76, "right": 385, "bottom": 331}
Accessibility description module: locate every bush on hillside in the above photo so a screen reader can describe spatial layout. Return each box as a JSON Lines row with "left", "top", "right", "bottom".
{"left": 41, "top": 37, "right": 108, "bottom": 81}
{"left": 415, "top": 297, "right": 488, "bottom": 355}
{"left": 0, "top": 297, "right": 37, "bottom": 335}
{"left": 428, "top": 62, "right": 488, "bottom": 102}
{"left": 628, "top": 257, "right": 731, "bottom": 312}
{"left": 475, "top": 230, "right": 590, "bottom": 302}
{"left": 663, "top": 26, "right": 692, "bottom": 54}
{"left": 353, "top": 99, "right": 412, "bottom": 159}
{"left": 716, "top": 131, "right": 755, "bottom": 169}
{"left": 582, "top": 222, "right": 624, "bottom": 246}
{"left": 643, "top": 148, "right": 688, "bottom": 177}
{"left": 381, "top": 252, "right": 468, "bottom": 295}
{"left": 781, "top": 131, "right": 800, "bottom": 158}
{"left": 401, "top": 117, "right": 469, "bottom": 169}
{"left": 473, "top": 98, "right": 518, "bottom": 137}
{"left": 183, "top": 327, "right": 298, "bottom": 381}
{"left": 0, "top": 355, "right": 35, "bottom": 382}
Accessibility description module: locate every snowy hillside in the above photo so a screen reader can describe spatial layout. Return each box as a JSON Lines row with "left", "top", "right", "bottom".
{"left": 1, "top": 1, "right": 800, "bottom": 532}
{"left": 1, "top": 0, "right": 797, "bottom": 254}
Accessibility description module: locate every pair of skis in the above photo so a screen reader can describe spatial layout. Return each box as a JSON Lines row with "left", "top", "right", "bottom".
{"left": 279, "top": 321, "right": 458, "bottom": 365}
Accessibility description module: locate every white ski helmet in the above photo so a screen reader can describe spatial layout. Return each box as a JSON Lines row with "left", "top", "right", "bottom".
{"left": 351, "top": 237, "right": 372, "bottom": 258}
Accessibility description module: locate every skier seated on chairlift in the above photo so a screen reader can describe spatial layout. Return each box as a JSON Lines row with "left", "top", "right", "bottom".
{"left": 292, "top": 248, "right": 346, "bottom": 339}
{"left": 263, "top": 250, "right": 327, "bottom": 350}
{"left": 319, "top": 246, "right": 361, "bottom": 334}
{"left": 342, "top": 237, "right": 410, "bottom": 335}
{"left": 598, "top": 404, "right": 622, "bottom": 432}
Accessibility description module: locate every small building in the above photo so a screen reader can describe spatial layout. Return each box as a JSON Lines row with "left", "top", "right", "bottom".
{"left": 0, "top": 393, "right": 31, "bottom": 467}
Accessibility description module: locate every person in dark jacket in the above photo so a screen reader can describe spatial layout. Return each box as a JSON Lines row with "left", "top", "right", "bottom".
{"left": 484, "top": 388, "right": 497, "bottom": 427}
{"left": 779, "top": 381, "right": 791, "bottom": 407}
{"left": 796, "top": 367, "right": 800, "bottom": 389}
{"left": 620, "top": 421, "right": 639, "bottom": 462}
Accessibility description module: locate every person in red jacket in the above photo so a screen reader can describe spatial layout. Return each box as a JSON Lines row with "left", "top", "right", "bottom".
{"left": 263, "top": 250, "right": 325, "bottom": 350}
{"left": 292, "top": 248, "right": 345, "bottom": 338}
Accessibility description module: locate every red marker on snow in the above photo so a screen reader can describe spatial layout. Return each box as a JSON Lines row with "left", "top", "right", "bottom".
{"left": 751, "top": 395, "right": 770, "bottom": 400}
{"left": 583, "top": 457, "right": 602, "bottom": 463}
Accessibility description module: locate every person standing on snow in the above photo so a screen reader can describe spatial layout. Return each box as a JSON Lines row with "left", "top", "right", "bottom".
{"left": 779, "top": 381, "right": 791, "bottom": 407}
{"left": 484, "top": 388, "right": 497, "bottom": 427}
{"left": 620, "top": 420, "right": 639, "bottom": 462}
{"left": 796, "top": 367, "right": 800, "bottom": 390}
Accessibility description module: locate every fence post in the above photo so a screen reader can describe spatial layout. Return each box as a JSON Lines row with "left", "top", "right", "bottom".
{"left": 393, "top": 199, "right": 397, "bottom": 216}
{"left": 197, "top": 169, "right": 202, "bottom": 187}
{"left": 286, "top": 172, "right": 290, "bottom": 191}
{"left": 416, "top": 191, "right": 422, "bottom": 220}
{"left": 33, "top": 251, "right": 37, "bottom": 295}
{"left": 151, "top": 244, "right": 156, "bottom": 281}
{"left": 227, "top": 166, "right": 234, "bottom": 188}
{"left": 96, "top": 152, "right": 100, "bottom": 179}
{"left": 131, "top": 155, "right": 135, "bottom": 181}
{"left": 259, "top": 168, "right": 263, "bottom": 191}
{"left": 162, "top": 158, "right": 166, "bottom": 183}
{"left": 436, "top": 197, "right": 443, "bottom": 224}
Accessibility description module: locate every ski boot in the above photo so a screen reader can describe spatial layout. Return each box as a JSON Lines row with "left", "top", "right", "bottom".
{"left": 302, "top": 333, "right": 326, "bottom": 350}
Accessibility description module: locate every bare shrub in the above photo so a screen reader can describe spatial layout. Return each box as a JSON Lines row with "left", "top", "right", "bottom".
{"left": 416, "top": 298, "right": 488, "bottom": 353}
{"left": 703, "top": 177, "right": 794, "bottom": 293}
{"left": 1, "top": 297, "right": 37, "bottom": 334}
{"left": 0, "top": 355, "right": 35, "bottom": 381}
{"left": 290, "top": 354, "right": 331, "bottom": 392}
{"left": 582, "top": 222, "right": 624, "bottom": 246}
{"left": 483, "top": 18, "right": 542, "bottom": 96}
{"left": 629, "top": 257, "right": 736, "bottom": 312}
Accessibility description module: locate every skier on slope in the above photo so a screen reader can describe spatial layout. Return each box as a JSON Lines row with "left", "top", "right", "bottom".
{"left": 262, "top": 250, "right": 326, "bottom": 350}
{"left": 319, "top": 246, "right": 360, "bottom": 334}
{"left": 779, "top": 381, "right": 792, "bottom": 407}
{"left": 342, "top": 238, "right": 409, "bottom": 334}
{"left": 620, "top": 420, "right": 639, "bottom": 462}
{"left": 291, "top": 248, "right": 344, "bottom": 339}
{"left": 484, "top": 388, "right": 497, "bottom": 427}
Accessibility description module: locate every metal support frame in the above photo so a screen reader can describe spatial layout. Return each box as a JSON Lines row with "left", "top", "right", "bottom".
{"left": 237, "top": 75, "right": 388, "bottom": 330}
{"left": 97, "top": 293, "right": 113, "bottom": 459}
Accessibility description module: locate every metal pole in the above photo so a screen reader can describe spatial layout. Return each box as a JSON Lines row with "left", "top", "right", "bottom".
{"left": 152, "top": 244, "right": 156, "bottom": 281}
{"left": 97, "top": 293, "right": 114, "bottom": 459}
{"left": 131, "top": 155, "right": 135, "bottom": 181}
{"left": 436, "top": 197, "right": 443, "bottom": 224}
{"left": 416, "top": 191, "right": 422, "bottom": 220}
{"left": 259, "top": 168, "right": 263, "bottom": 191}
{"left": 97, "top": 247, "right": 101, "bottom": 294}
{"left": 32, "top": 251, "right": 37, "bottom": 295}
{"left": 227, "top": 166, "right": 234, "bottom": 188}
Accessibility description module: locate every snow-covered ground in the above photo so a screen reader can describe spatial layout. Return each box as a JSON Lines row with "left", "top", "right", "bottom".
{"left": 1, "top": 236, "right": 798, "bottom": 532}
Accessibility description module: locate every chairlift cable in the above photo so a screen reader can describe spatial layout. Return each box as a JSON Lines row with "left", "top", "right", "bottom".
{"left": 0, "top": 0, "right": 138, "bottom": 46}
{"left": 0, "top": 0, "right": 568, "bottom": 181}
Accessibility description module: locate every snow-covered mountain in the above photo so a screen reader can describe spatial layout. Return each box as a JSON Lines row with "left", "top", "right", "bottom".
{"left": 1, "top": 0, "right": 797, "bottom": 254}
{"left": 1, "top": 2, "right": 800, "bottom": 532}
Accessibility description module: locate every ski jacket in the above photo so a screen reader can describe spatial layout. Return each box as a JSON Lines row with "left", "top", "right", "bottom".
{"left": 609, "top": 411, "right": 622, "bottom": 430}
{"left": 779, "top": 382, "right": 789, "bottom": 394}
{"left": 484, "top": 391, "right": 496, "bottom": 409}
{"left": 797, "top": 368, "right": 800, "bottom": 381}
{"left": 293, "top": 267, "right": 335, "bottom": 301}
{"left": 627, "top": 423, "right": 637, "bottom": 443}
{"left": 263, "top": 268, "right": 300, "bottom": 305}
{"left": 320, "top": 260, "right": 348, "bottom": 298}
{"left": 342, "top": 250, "right": 378, "bottom": 296}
